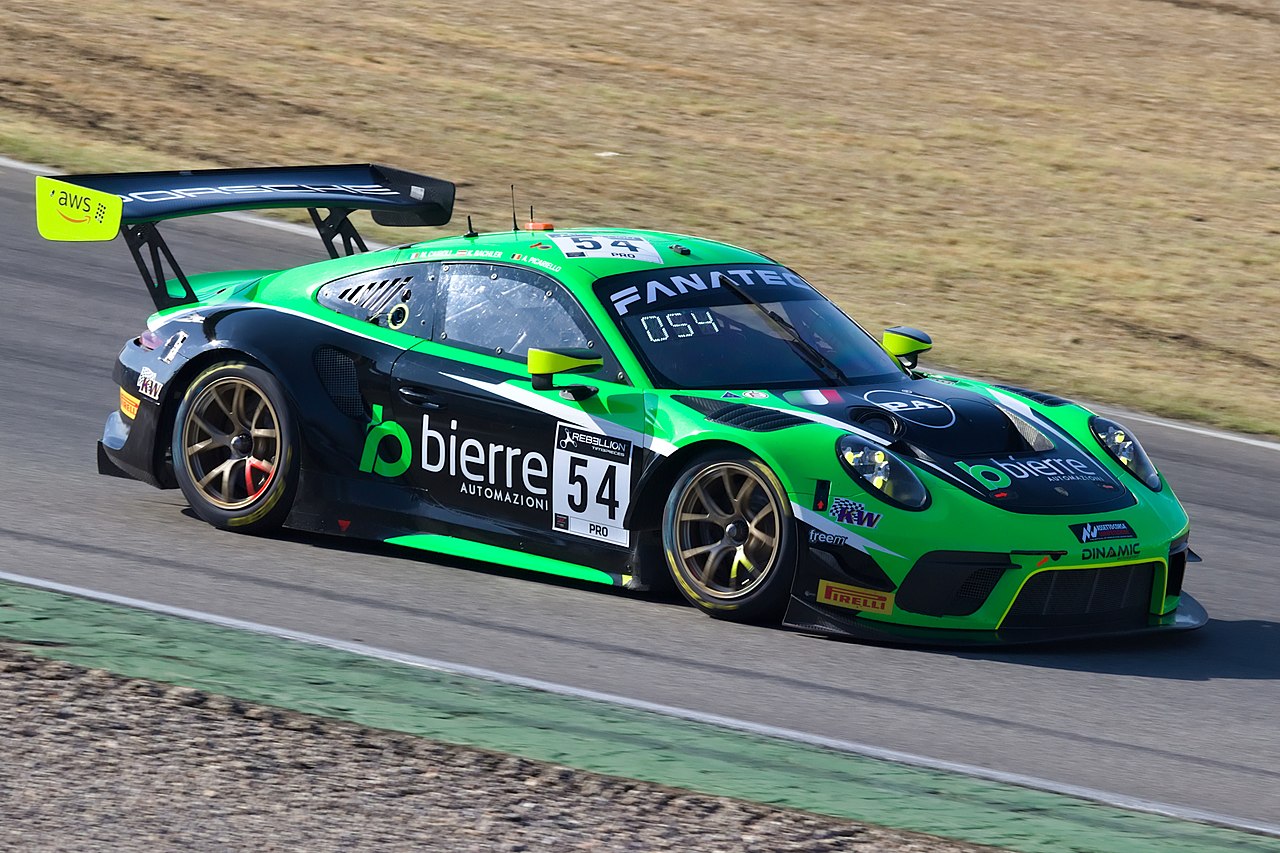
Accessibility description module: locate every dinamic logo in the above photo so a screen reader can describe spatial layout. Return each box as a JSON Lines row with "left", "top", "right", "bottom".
{"left": 862, "top": 390, "right": 955, "bottom": 428}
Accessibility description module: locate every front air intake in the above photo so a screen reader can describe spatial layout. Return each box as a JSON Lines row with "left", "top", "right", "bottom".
{"left": 1002, "top": 563, "right": 1155, "bottom": 629}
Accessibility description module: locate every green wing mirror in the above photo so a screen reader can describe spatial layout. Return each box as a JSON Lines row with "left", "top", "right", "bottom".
{"left": 527, "top": 347, "right": 604, "bottom": 399}
{"left": 882, "top": 326, "right": 933, "bottom": 369}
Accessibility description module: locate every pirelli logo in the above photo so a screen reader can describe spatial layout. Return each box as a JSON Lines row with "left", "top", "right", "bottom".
{"left": 119, "top": 387, "right": 140, "bottom": 420}
{"left": 817, "top": 580, "right": 894, "bottom": 614}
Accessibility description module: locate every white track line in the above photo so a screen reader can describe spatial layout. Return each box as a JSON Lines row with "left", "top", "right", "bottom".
{"left": 1092, "top": 406, "right": 1280, "bottom": 452}
{"left": 2, "top": 569, "right": 1277, "bottom": 839}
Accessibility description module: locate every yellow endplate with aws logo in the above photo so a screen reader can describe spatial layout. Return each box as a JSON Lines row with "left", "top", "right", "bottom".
{"left": 35, "top": 176, "right": 122, "bottom": 242}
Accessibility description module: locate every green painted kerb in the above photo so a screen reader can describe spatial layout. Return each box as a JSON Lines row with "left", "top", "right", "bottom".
{"left": 0, "top": 581, "right": 1274, "bottom": 853}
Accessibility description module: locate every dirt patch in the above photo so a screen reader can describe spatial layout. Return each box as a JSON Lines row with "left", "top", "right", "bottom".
{"left": 4, "top": 0, "right": 1279, "bottom": 433}
{"left": 0, "top": 646, "right": 999, "bottom": 851}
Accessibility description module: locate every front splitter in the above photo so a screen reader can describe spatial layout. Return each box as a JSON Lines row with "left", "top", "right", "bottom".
{"left": 782, "top": 590, "right": 1208, "bottom": 647}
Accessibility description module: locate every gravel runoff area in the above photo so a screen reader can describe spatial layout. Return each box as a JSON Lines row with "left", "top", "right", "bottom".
{"left": 1, "top": 646, "right": 998, "bottom": 852}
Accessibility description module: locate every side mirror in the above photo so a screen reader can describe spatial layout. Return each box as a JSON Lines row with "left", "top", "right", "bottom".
{"left": 882, "top": 326, "right": 932, "bottom": 370}
{"left": 527, "top": 347, "right": 604, "bottom": 400}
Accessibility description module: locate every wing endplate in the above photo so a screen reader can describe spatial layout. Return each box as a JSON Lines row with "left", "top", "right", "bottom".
{"left": 35, "top": 176, "right": 123, "bottom": 241}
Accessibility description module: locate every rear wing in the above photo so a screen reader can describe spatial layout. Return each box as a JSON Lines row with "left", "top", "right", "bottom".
{"left": 35, "top": 164, "right": 455, "bottom": 310}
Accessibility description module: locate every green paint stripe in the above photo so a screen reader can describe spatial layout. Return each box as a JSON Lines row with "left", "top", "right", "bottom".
{"left": 0, "top": 581, "right": 1274, "bottom": 853}
{"left": 386, "top": 533, "right": 623, "bottom": 585}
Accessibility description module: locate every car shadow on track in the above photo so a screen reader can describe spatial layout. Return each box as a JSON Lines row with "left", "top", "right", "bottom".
{"left": 948, "top": 618, "right": 1280, "bottom": 681}
{"left": 190, "top": 511, "right": 1273, "bottom": 676}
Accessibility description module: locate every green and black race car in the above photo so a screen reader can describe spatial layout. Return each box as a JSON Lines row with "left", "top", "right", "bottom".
{"left": 37, "top": 163, "right": 1206, "bottom": 644}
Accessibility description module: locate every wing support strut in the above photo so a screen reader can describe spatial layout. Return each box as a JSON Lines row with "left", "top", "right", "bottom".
{"left": 308, "top": 207, "right": 368, "bottom": 259}
{"left": 122, "top": 222, "right": 197, "bottom": 311}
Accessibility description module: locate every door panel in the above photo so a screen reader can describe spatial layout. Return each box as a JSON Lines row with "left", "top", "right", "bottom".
{"left": 390, "top": 347, "right": 648, "bottom": 565}
{"left": 387, "top": 262, "right": 648, "bottom": 569}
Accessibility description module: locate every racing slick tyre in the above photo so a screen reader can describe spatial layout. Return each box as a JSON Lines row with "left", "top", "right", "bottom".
{"left": 662, "top": 451, "right": 797, "bottom": 623}
{"left": 172, "top": 362, "right": 300, "bottom": 533}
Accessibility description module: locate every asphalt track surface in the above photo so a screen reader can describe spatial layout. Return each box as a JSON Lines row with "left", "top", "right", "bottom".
{"left": 2, "top": 163, "right": 1278, "bottom": 827}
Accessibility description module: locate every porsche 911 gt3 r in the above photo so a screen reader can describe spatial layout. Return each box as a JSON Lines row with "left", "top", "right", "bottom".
{"left": 36, "top": 163, "right": 1207, "bottom": 644}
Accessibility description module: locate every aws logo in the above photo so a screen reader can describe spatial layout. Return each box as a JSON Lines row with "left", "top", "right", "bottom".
{"left": 35, "top": 176, "right": 122, "bottom": 242}
{"left": 54, "top": 190, "right": 108, "bottom": 225}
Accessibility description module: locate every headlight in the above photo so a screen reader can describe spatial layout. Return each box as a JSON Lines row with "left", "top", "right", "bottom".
{"left": 1089, "top": 416, "right": 1162, "bottom": 491}
{"left": 836, "top": 436, "right": 930, "bottom": 510}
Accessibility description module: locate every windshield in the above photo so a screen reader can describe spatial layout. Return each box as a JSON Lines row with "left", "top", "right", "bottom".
{"left": 594, "top": 263, "right": 905, "bottom": 389}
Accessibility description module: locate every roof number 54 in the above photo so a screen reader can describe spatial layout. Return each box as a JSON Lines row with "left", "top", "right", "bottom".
{"left": 551, "top": 234, "right": 663, "bottom": 264}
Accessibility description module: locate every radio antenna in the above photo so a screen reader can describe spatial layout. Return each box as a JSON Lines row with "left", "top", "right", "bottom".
{"left": 510, "top": 185, "right": 518, "bottom": 231}
{"left": 464, "top": 215, "right": 478, "bottom": 238}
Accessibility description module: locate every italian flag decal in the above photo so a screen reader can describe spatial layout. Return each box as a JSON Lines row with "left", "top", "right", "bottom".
{"left": 787, "top": 389, "right": 842, "bottom": 406}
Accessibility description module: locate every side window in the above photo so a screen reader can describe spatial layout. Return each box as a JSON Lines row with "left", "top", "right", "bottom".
{"left": 436, "top": 263, "right": 622, "bottom": 377}
{"left": 316, "top": 262, "right": 438, "bottom": 339}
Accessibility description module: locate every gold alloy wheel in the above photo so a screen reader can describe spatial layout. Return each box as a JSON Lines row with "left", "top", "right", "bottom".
{"left": 181, "top": 377, "right": 280, "bottom": 511}
{"left": 671, "top": 461, "right": 784, "bottom": 600}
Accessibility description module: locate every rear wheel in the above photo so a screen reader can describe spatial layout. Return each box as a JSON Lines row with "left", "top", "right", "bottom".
{"left": 172, "top": 362, "right": 299, "bottom": 532}
{"left": 662, "top": 452, "right": 797, "bottom": 622}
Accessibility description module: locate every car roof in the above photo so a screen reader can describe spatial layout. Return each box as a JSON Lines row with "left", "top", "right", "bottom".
{"left": 403, "top": 226, "right": 776, "bottom": 286}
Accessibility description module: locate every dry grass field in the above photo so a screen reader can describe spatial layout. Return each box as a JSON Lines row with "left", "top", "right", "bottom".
{"left": 3, "top": 0, "right": 1278, "bottom": 433}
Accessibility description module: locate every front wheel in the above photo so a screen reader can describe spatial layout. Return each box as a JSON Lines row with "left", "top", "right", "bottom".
{"left": 662, "top": 452, "right": 797, "bottom": 622}
{"left": 171, "top": 362, "right": 299, "bottom": 533}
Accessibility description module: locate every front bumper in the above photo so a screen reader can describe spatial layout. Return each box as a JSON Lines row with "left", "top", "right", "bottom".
{"left": 782, "top": 536, "right": 1208, "bottom": 646}
{"left": 783, "top": 585, "right": 1207, "bottom": 646}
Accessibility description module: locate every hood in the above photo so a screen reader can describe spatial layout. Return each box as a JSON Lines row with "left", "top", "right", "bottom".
{"left": 778, "top": 379, "right": 1137, "bottom": 514}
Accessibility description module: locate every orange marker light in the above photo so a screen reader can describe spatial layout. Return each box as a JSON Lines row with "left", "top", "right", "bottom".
{"left": 524, "top": 221, "right": 555, "bottom": 231}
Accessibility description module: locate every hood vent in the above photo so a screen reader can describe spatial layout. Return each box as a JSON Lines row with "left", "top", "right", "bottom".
{"left": 675, "top": 396, "right": 808, "bottom": 432}
{"left": 992, "top": 385, "right": 1073, "bottom": 407}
